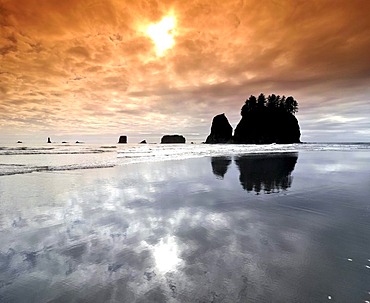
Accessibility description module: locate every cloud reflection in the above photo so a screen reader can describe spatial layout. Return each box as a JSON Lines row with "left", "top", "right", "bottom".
{"left": 1, "top": 152, "right": 370, "bottom": 302}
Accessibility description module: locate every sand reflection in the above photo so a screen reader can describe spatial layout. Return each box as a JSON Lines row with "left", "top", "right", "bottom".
{"left": 3, "top": 152, "right": 370, "bottom": 302}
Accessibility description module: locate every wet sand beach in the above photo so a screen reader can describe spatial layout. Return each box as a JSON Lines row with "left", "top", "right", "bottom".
{"left": 1, "top": 147, "right": 370, "bottom": 302}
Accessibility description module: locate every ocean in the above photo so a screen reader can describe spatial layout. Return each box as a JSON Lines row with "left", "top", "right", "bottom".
{"left": 0, "top": 143, "right": 370, "bottom": 302}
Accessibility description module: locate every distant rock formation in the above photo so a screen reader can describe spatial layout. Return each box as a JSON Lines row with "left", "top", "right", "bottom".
{"left": 161, "top": 135, "right": 186, "bottom": 144}
{"left": 234, "top": 108, "right": 300, "bottom": 144}
{"left": 140, "top": 140, "right": 147, "bottom": 144}
{"left": 75, "top": 141, "right": 84, "bottom": 144}
{"left": 47, "top": 137, "right": 51, "bottom": 143}
{"left": 205, "top": 113, "right": 233, "bottom": 144}
{"left": 17, "top": 141, "right": 22, "bottom": 143}
{"left": 118, "top": 136, "right": 127, "bottom": 144}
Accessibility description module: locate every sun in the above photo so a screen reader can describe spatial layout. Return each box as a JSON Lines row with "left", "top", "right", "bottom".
{"left": 146, "top": 15, "right": 176, "bottom": 56}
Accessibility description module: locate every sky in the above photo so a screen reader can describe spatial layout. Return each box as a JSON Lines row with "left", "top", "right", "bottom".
{"left": 1, "top": 0, "right": 370, "bottom": 143}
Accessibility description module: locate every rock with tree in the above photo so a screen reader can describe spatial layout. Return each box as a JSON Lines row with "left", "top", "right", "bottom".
{"left": 205, "top": 113, "right": 233, "bottom": 144}
{"left": 205, "top": 93, "right": 301, "bottom": 144}
{"left": 234, "top": 93, "right": 300, "bottom": 144}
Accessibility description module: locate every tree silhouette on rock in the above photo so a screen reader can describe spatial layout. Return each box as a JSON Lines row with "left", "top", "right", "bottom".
{"left": 257, "top": 93, "right": 266, "bottom": 108}
{"left": 285, "top": 96, "right": 299, "bottom": 114}
{"left": 205, "top": 93, "right": 301, "bottom": 144}
{"left": 234, "top": 93, "right": 301, "bottom": 144}
{"left": 242, "top": 94, "right": 298, "bottom": 115}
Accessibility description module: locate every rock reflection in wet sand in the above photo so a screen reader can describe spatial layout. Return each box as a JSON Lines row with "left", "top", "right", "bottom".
{"left": 211, "top": 153, "right": 298, "bottom": 193}
{"left": 235, "top": 153, "right": 298, "bottom": 193}
{"left": 211, "top": 156, "right": 232, "bottom": 179}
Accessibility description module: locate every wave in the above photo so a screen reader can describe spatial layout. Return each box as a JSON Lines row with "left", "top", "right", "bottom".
{"left": 116, "top": 144, "right": 301, "bottom": 164}
{"left": 0, "top": 147, "right": 116, "bottom": 155}
{"left": 116, "top": 143, "right": 370, "bottom": 164}
{"left": 1, "top": 143, "right": 369, "bottom": 176}
{"left": 0, "top": 163, "right": 116, "bottom": 176}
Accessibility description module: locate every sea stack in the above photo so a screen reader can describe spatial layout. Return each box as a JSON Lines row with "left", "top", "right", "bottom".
{"left": 205, "top": 94, "right": 301, "bottom": 144}
{"left": 161, "top": 135, "right": 186, "bottom": 144}
{"left": 118, "top": 136, "right": 127, "bottom": 144}
{"left": 205, "top": 113, "right": 233, "bottom": 144}
{"left": 140, "top": 140, "right": 147, "bottom": 144}
{"left": 233, "top": 108, "right": 300, "bottom": 144}
{"left": 233, "top": 94, "right": 300, "bottom": 144}
{"left": 47, "top": 137, "right": 51, "bottom": 143}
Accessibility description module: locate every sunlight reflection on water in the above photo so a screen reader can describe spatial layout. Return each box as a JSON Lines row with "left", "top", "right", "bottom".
{"left": 153, "top": 237, "right": 182, "bottom": 273}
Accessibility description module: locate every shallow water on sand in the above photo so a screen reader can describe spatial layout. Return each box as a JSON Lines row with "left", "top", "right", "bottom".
{"left": 0, "top": 149, "right": 370, "bottom": 302}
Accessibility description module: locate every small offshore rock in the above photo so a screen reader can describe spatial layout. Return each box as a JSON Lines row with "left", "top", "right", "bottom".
{"left": 118, "top": 135, "right": 127, "bottom": 144}
{"left": 161, "top": 135, "right": 186, "bottom": 144}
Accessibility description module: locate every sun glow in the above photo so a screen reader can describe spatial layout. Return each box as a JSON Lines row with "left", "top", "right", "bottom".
{"left": 146, "top": 15, "right": 176, "bottom": 56}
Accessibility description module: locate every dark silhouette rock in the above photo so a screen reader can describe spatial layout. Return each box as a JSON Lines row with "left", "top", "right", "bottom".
{"left": 118, "top": 136, "right": 127, "bottom": 144}
{"left": 205, "top": 113, "right": 233, "bottom": 144}
{"left": 75, "top": 141, "right": 84, "bottom": 144}
{"left": 235, "top": 153, "right": 298, "bottom": 194}
{"left": 17, "top": 141, "right": 22, "bottom": 143}
{"left": 161, "top": 135, "right": 186, "bottom": 144}
{"left": 140, "top": 140, "right": 147, "bottom": 144}
{"left": 47, "top": 137, "right": 51, "bottom": 143}
{"left": 205, "top": 94, "right": 301, "bottom": 144}
{"left": 62, "top": 141, "right": 67, "bottom": 143}
{"left": 233, "top": 108, "right": 301, "bottom": 144}
{"left": 211, "top": 156, "right": 232, "bottom": 179}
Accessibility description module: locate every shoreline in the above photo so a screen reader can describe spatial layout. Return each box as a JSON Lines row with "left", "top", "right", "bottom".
{"left": 1, "top": 143, "right": 370, "bottom": 177}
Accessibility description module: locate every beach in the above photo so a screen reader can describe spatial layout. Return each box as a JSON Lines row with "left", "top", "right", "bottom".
{"left": 1, "top": 144, "right": 370, "bottom": 302}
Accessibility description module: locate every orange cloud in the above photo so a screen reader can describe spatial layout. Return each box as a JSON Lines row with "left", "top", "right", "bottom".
{"left": 1, "top": 0, "right": 370, "bottom": 142}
